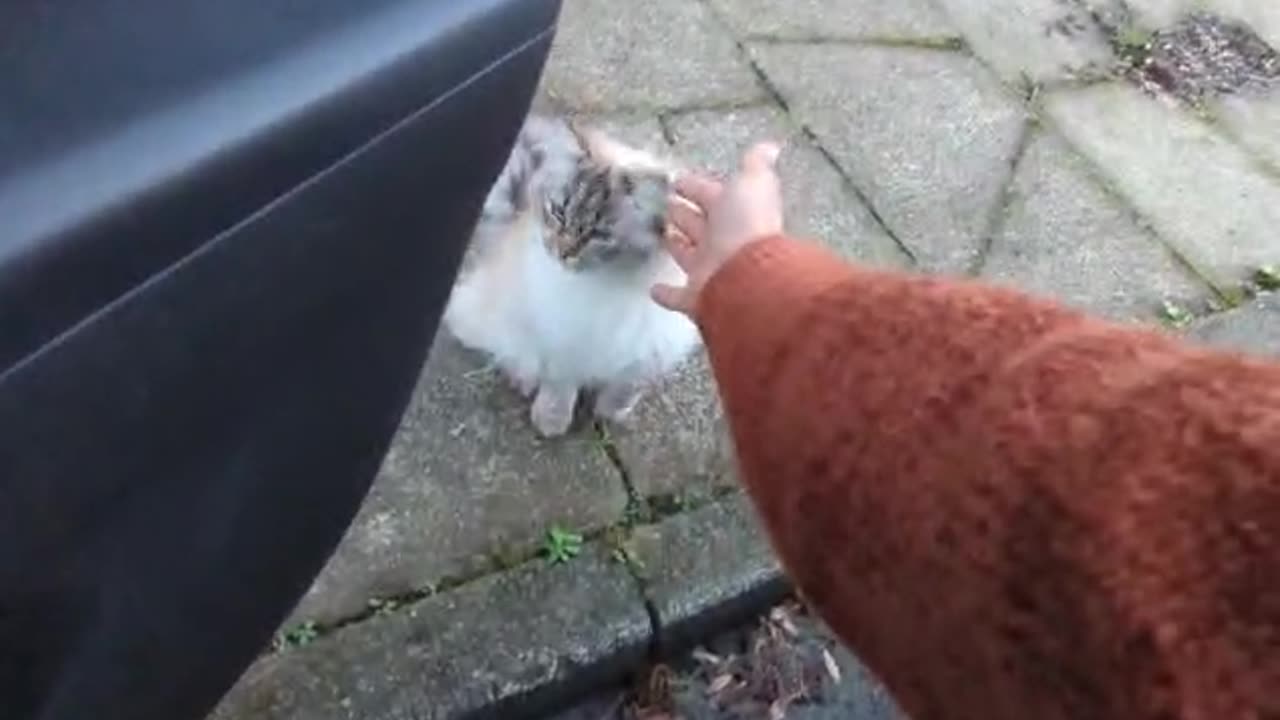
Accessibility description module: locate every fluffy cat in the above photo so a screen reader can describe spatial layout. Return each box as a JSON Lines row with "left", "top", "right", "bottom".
{"left": 443, "top": 116, "right": 701, "bottom": 438}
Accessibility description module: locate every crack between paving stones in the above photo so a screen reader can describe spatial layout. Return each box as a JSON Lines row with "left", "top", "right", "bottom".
{"left": 268, "top": 399, "right": 751, "bottom": 667}
{"left": 566, "top": 98, "right": 776, "bottom": 118}
{"left": 969, "top": 116, "right": 1040, "bottom": 277}
{"left": 1027, "top": 105, "right": 1232, "bottom": 304}
{"left": 593, "top": 421, "right": 665, "bottom": 657}
{"left": 942, "top": 31, "right": 1230, "bottom": 306}
{"left": 693, "top": 0, "right": 920, "bottom": 266}
{"left": 744, "top": 34, "right": 968, "bottom": 52}
{"left": 693, "top": 0, "right": 790, "bottom": 116}
{"left": 799, "top": 126, "right": 921, "bottom": 266}
{"left": 591, "top": 423, "right": 753, "bottom": 661}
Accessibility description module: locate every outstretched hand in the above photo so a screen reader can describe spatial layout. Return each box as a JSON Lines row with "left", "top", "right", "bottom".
{"left": 652, "top": 142, "right": 785, "bottom": 316}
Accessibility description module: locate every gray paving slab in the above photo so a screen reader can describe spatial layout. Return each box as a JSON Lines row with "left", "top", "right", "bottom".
{"left": 540, "top": 0, "right": 764, "bottom": 111}
{"left": 212, "top": 545, "right": 650, "bottom": 720}
{"left": 705, "top": 0, "right": 956, "bottom": 41}
{"left": 1123, "top": 0, "right": 1185, "bottom": 28}
{"left": 627, "top": 494, "right": 788, "bottom": 652}
{"left": 1217, "top": 90, "right": 1280, "bottom": 175}
{"left": 290, "top": 334, "right": 626, "bottom": 625}
{"left": 664, "top": 105, "right": 911, "bottom": 268}
{"left": 608, "top": 352, "right": 736, "bottom": 500}
{"left": 1187, "top": 293, "right": 1280, "bottom": 357}
{"left": 1045, "top": 82, "right": 1280, "bottom": 288}
{"left": 749, "top": 42, "right": 1027, "bottom": 274}
{"left": 582, "top": 113, "right": 670, "bottom": 154}
{"left": 981, "top": 130, "right": 1210, "bottom": 322}
{"left": 933, "top": 0, "right": 1118, "bottom": 83}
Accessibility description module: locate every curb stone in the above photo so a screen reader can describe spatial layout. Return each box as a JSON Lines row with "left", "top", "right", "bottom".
{"left": 627, "top": 493, "right": 791, "bottom": 655}
{"left": 210, "top": 544, "right": 650, "bottom": 720}
{"left": 211, "top": 495, "right": 791, "bottom": 720}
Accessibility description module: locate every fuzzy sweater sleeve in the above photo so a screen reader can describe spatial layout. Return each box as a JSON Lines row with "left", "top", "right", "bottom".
{"left": 696, "top": 235, "right": 1280, "bottom": 720}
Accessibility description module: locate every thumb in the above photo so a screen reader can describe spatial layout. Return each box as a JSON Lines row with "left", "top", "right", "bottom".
{"left": 741, "top": 141, "right": 781, "bottom": 175}
{"left": 650, "top": 283, "right": 690, "bottom": 314}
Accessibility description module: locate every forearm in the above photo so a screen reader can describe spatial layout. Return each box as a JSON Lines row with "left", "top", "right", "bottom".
{"left": 697, "top": 236, "right": 1280, "bottom": 719}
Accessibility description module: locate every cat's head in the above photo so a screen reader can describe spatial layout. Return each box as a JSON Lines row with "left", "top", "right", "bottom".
{"left": 538, "top": 123, "right": 671, "bottom": 271}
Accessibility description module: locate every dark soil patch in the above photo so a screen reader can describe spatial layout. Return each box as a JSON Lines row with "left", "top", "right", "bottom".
{"left": 551, "top": 601, "right": 901, "bottom": 720}
{"left": 1127, "top": 12, "right": 1280, "bottom": 104}
{"left": 1045, "top": 2, "right": 1279, "bottom": 105}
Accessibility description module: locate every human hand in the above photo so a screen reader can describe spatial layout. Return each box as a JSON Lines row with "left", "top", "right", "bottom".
{"left": 652, "top": 142, "right": 785, "bottom": 316}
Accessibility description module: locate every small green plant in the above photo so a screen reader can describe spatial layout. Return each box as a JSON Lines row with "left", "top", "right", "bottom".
{"left": 1115, "top": 26, "right": 1152, "bottom": 51}
{"left": 1111, "top": 24, "right": 1154, "bottom": 68}
{"left": 1159, "top": 299, "right": 1195, "bottom": 329}
{"left": 543, "top": 525, "right": 584, "bottom": 564}
{"left": 272, "top": 620, "right": 319, "bottom": 651}
{"left": 1254, "top": 265, "right": 1280, "bottom": 292}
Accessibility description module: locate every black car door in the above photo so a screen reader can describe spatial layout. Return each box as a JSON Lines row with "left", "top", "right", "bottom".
{"left": 0, "top": 1, "right": 560, "bottom": 717}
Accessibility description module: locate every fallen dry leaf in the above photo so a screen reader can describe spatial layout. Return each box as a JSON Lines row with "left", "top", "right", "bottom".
{"left": 707, "top": 673, "right": 735, "bottom": 695}
{"left": 711, "top": 671, "right": 742, "bottom": 691}
{"left": 769, "top": 607, "right": 800, "bottom": 638}
{"left": 691, "top": 647, "right": 722, "bottom": 667}
{"left": 821, "top": 648, "right": 842, "bottom": 683}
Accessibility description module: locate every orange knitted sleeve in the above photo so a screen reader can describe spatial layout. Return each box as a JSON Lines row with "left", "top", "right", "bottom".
{"left": 697, "top": 235, "right": 1280, "bottom": 720}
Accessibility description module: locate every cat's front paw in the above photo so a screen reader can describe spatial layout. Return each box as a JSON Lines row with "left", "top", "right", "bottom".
{"left": 531, "top": 385, "right": 578, "bottom": 438}
{"left": 503, "top": 366, "right": 539, "bottom": 399}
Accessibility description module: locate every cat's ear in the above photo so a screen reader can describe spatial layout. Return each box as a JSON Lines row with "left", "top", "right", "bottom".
{"left": 568, "top": 120, "right": 630, "bottom": 165}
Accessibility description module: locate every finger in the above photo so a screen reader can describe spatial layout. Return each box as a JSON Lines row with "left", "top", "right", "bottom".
{"left": 673, "top": 172, "right": 723, "bottom": 209}
{"left": 650, "top": 283, "right": 690, "bottom": 314}
{"left": 740, "top": 141, "right": 782, "bottom": 174}
{"left": 662, "top": 226, "right": 697, "bottom": 269}
{"left": 667, "top": 195, "right": 709, "bottom": 243}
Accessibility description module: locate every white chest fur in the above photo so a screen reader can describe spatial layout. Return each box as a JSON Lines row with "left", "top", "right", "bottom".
{"left": 443, "top": 216, "right": 701, "bottom": 391}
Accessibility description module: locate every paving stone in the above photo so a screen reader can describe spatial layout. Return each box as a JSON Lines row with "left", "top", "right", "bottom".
{"left": 520, "top": 103, "right": 673, "bottom": 162}
{"left": 627, "top": 494, "right": 788, "bottom": 652}
{"left": 1187, "top": 293, "right": 1280, "bottom": 357}
{"left": 212, "top": 545, "right": 650, "bottom": 720}
{"left": 1217, "top": 89, "right": 1280, "bottom": 175}
{"left": 540, "top": 0, "right": 763, "bottom": 111}
{"left": 750, "top": 43, "right": 1027, "bottom": 273}
{"left": 1122, "top": 0, "right": 1189, "bottom": 28}
{"left": 933, "top": 0, "right": 1118, "bottom": 83}
{"left": 981, "top": 130, "right": 1209, "bottom": 322}
{"left": 610, "top": 352, "right": 736, "bottom": 500}
{"left": 290, "top": 333, "right": 626, "bottom": 625}
{"left": 705, "top": 0, "right": 956, "bottom": 40}
{"left": 583, "top": 114, "right": 670, "bottom": 155}
{"left": 665, "top": 106, "right": 911, "bottom": 268}
{"left": 1045, "top": 82, "right": 1280, "bottom": 288}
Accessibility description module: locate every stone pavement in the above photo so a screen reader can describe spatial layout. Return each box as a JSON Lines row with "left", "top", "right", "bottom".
{"left": 212, "top": 1, "right": 1280, "bottom": 718}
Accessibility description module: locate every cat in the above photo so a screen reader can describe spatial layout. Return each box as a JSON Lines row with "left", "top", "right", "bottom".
{"left": 443, "top": 115, "right": 701, "bottom": 438}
